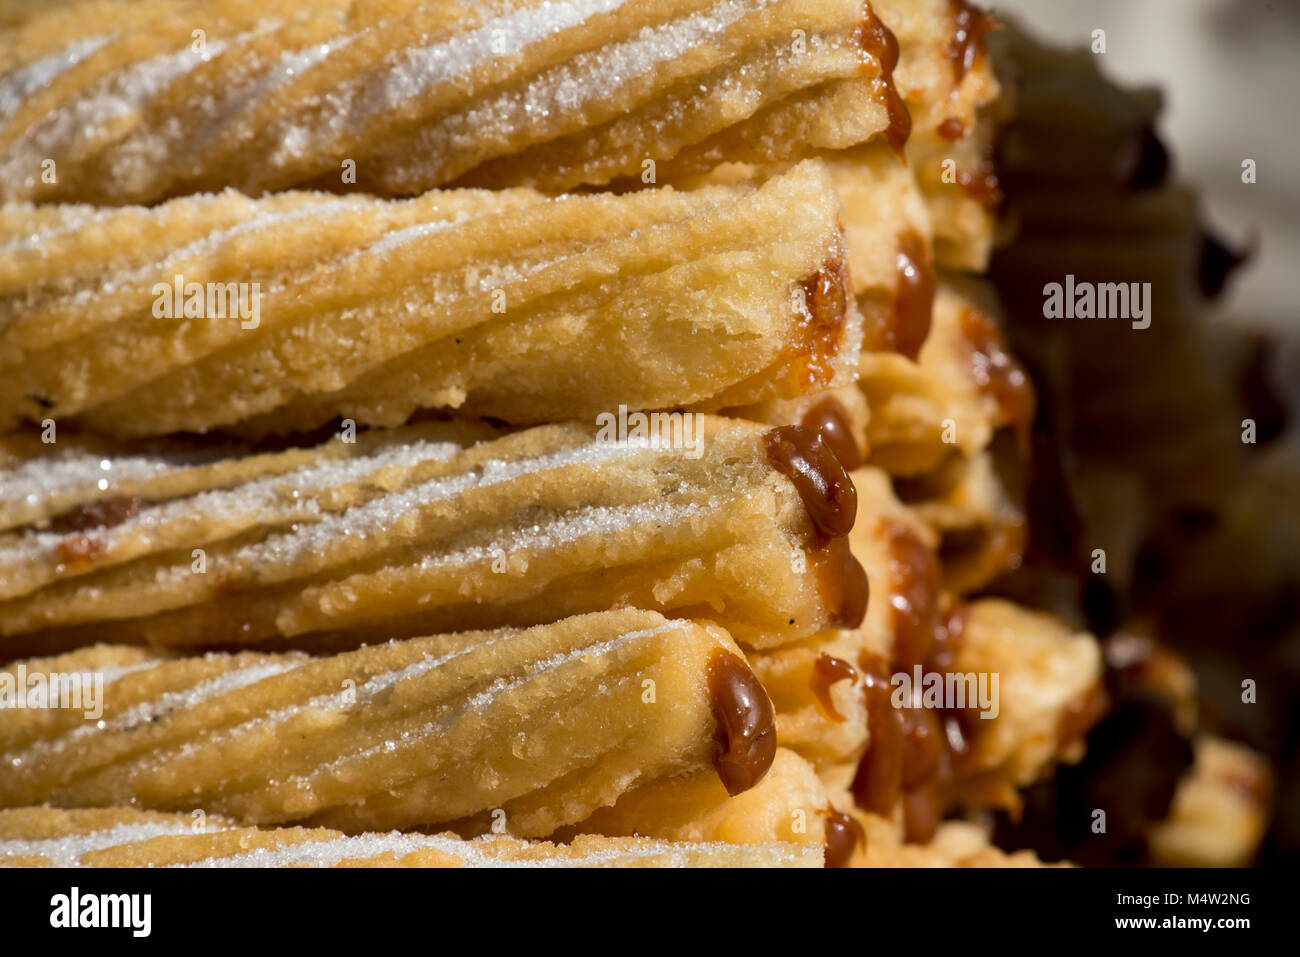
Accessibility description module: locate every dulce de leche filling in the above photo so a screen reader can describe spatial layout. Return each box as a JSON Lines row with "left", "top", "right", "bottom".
{"left": 857, "top": 6, "right": 911, "bottom": 155}
{"left": 764, "top": 426, "right": 857, "bottom": 539}
{"left": 823, "top": 806, "right": 866, "bottom": 868}
{"left": 788, "top": 237, "right": 851, "bottom": 394}
{"left": 706, "top": 651, "right": 778, "bottom": 796}
{"left": 851, "top": 522, "right": 975, "bottom": 843}
{"left": 800, "top": 396, "right": 864, "bottom": 471}
{"left": 947, "top": 0, "right": 997, "bottom": 83}
{"left": 811, "top": 653, "right": 860, "bottom": 723}
{"left": 764, "top": 426, "right": 869, "bottom": 629}
{"left": 892, "top": 231, "right": 935, "bottom": 360}
{"left": 959, "top": 306, "right": 1035, "bottom": 447}
{"left": 51, "top": 495, "right": 147, "bottom": 566}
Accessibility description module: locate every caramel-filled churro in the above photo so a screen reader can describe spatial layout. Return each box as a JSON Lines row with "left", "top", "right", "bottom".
{"left": 0, "top": 417, "right": 864, "bottom": 653}
{"left": 0, "top": 0, "right": 1275, "bottom": 872}
{"left": 0, "top": 0, "right": 904, "bottom": 204}
{"left": 0, "top": 610, "right": 778, "bottom": 835}
{"left": 0, "top": 807, "right": 820, "bottom": 867}
{"left": 0, "top": 162, "right": 858, "bottom": 436}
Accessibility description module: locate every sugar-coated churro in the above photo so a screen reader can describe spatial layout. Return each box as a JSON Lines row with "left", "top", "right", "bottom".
{"left": 0, "top": 610, "right": 778, "bottom": 835}
{"left": 0, "top": 162, "right": 859, "bottom": 436}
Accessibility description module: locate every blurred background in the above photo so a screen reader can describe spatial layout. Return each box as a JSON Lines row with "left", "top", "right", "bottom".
{"left": 992, "top": 0, "right": 1300, "bottom": 406}
{"left": 985, "top": 0, "right": 1298, "bottom": 865}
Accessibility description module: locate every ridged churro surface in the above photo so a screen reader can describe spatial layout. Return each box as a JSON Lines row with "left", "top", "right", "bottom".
{"left": 0, "top": 162, "right": 858, "bottom": 436}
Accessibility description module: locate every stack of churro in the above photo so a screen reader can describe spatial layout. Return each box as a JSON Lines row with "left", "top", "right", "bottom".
{"left": 0, "top": 0, "right": 1272, "bottom": 868}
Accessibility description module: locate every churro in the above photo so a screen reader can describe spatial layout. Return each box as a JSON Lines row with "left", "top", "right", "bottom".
{"left": 0, "top": 0, "right": 905, "bottom": 204}
{"left": 0, "top": 162, "right": 859, "bottom": 436}
{"left": 0, "top": 610, "right": 778, "bottom": 835}
{"left": 0, "top": 806, "right": 820, "bottom": 867}
{"left": 0, "top": 417, "right": 865, "bottom": 654}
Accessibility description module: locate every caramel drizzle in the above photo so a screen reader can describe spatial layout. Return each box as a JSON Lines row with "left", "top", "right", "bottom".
{"left": 857, "top": 5, "right": 911, "bottom": 156}
{"left": 790, "top": 235, "right": 850, "bottom": 393}
{"left": 50, "top": 495, "right": 146, "bottom": 566}
{"left": 706, "top": 651, "right": 777, "bottom": 796}
{"left": 763, "top": 426, "right": 857, "bottom": 541}
{"left": 958, "top": 306, "right": 1035, "bottom": 447}
{"left": 946, "top": 0, "right": 997, "bottom": 83}
{"left": 800, "top": 396, "right": 863, "bottom": 471}
{"left": 851, "top": 521, "right": 976, "bottom": 843}
{"left": 823, "top": 806, "right": 866, "bottom": 868}
{"left": 764, "top": 426, "right": 868, "bottom": 628}
{"left": 810, "top": 653, "right": 859, "bottom": 722}
{"left": 891, "top": 231, "right": 934, "bottom": 360}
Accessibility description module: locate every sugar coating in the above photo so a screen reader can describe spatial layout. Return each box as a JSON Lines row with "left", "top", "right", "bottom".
{"left": 172, "top": 832, "right": 797, "bottom": 868}
{"left": 384, "top": 0, "right": 780, "bottom": 183}
{"left": 1, "top": 446, "right": 231, "bottom": 506}
{"left": 0, "top": 820, "right": 225, "bottom": 867}
{"left": 0, "top": 437, "right": 464, "bottom": 572}
{"left": 0, "top": 33, "right": 245, "bottom": 189}
{"left": 152, "top": 435, "right": 663, "bottom": 586}
{"left": 74, "top": 195, "right": 368, "bottom": 302}
{"left": 6, "top": 657, "right": 308, "bottom": 768}
{"left": 287, "top": 620, "right": 685, "bottom": 786}
{"left": 373, "top": 0, "right": 630, "bottom": 115}
{"left": 407, "top": 498, "right": 711, "bottom": 573}
{"left": 0, "top": 36, "right": 111, "bottom": 124}
{"left": 0, "top": 819, "right": 810, "bottom": 867}
{"left": 0, "top": 193, "right": 230, "bottom": 255}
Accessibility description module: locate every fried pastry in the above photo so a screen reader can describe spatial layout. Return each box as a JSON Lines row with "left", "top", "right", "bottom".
{"left": 826, "top": 143, "right": 936, "bottom": 359}
{"left": 570, "top": 747, "right": 840, "bottom": 856}
{"left": 0, "top": 417, "right": 864, "bottom": 654}
{"left": 0, "top": 0, "right": 905, "bottom": 204}
{"left": 879, "top": 0, "right": 1004, "bottom": 271}
{"left": 859, "top": 277, "right": 1032, "bottom": 477}
{"left": 1148, "top": 737, "right": 1272, "bottom": 868}
{"left": 672, "top": 146, "right": 933, "bottom": 360}
{"left": 0, "top": 610, "right": 779, "bottom": 835}
{"left": 0, "top": 162, "right": 859, "bottom": 436}
{"left": 0, "top": 806, "right": 820, "bottom": 867}
{"left": 848, "top": 811, "right": 1056, "bottom": 868}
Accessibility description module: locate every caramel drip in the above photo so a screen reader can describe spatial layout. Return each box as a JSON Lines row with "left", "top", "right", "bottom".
{"left": 883, "top": 519, "right": 942, "bottom": 673}
{"left": 49, "top": 496, "right": 147, "bottom": 566}
{"left": 891, "top": 231, "right": 934, "bottom": 360}
{"left": 706, "top": 651, "right": 778, "bottom": 796}
{"left": 823, "top": 807, "right": 866, "bottom": 868}
{"left": 810, "top": 654, "right": 859, "bottom": 722}
{"left": 800, "top": 396, "right": 864, "bottom": 471}
{"left": 946, "top": 0, "right": 997, "bottom": 82}
{"left": 858, "top": 5, "right": 911, "bottom": 155}
{"left": 809, "top": 536, "right": 870, "bottom": 630}
{"left": 937, "top": 117, "right": 966, "bottom": 141}
{"left": 792, "top": 239, "right": 850, "bottom": 391}
{"left": 851, "top": 653, "right": 903, "bottom": 814}
{"left": 956, "top": 158, "right": 1003, "bottom": 211}
{"left": 764, "top": 426, "right": 857, "bottom": 540}
{"left": 852, "top": 585, "right": 979, "bottom": 842}
{"left": 958, "top": 307, "right": 1035, "bottom": 445}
